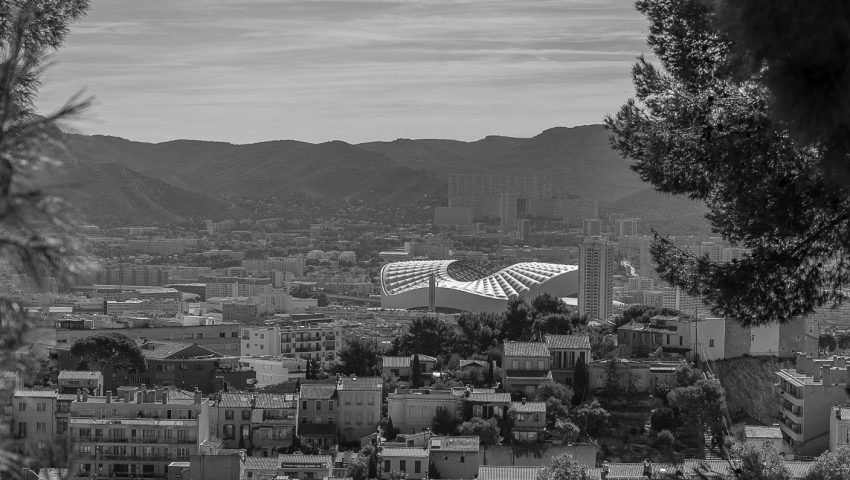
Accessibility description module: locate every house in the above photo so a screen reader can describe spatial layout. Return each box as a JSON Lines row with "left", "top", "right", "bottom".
{"left": 298, "top": 383, "right": 339, "bottom": 449}
{"left": 381, "top": 355, "right": 438, "bottom": 383}
{"left": 429, "top": 436, "right": 480, "bottom": 480}
{"left": 509, "top": 401, "right": 546, "bottom": 443}
{"left": 243, "top": 454, "right": 332, "bottom": 480}
{"left": 8, "top": 390, "right": 59, "bottom": 459}
{"left": 741, "top": 425, "right": 785, "bottom": 455}
{"left": 545, "top": 334, "right": 590, "bottom": 385}
{"left": 830, "top": 405, "right": 850, "bottom": 452}
{"left": 588, "top": 359, "right": 684, "bottom": 393}
{"left": 387, "top": 389, "right": 460, "bottom": 434}
{"left": 337, "top": 376, "right": 382, "bottom": 443}
{"left": 617, "top": 316, "right": 725, "bottom": 362}
{"left": 137, "top": 341, "right": 245, "bottom": 393}
{"left": 381, "top": 446, "right": 430, "bottom": 479}
{"left": 502, "top": 341, "right": 552, "bottom": 398}
{"left": 459, "top": 389, "right": 511, "bottom": 420}
{"left": 57, "top": 371, "right": 103, "bottom": 395}
{"left": 209, "top": 392, "right": 297, "bottom": 456}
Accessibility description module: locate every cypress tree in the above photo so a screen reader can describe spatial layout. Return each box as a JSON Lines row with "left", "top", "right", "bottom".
{"left": 411, "top": 354, "right": 423, "bottom": 388}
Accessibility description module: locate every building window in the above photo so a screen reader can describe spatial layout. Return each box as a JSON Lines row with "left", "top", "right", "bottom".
{"left": 316, "top": 401, "right": 321, "bottom": 411}
{"left": 384, "top": 461, "right": 390, "bottom": 472}
{"left": 225, "top": 410, "right": 234, "bottom": 420}
{"left": 302, "top": 400, "right": 308, "bottom": 410}
{"left": 223, "top": 424, "right": 235, "bottom": 439}
{"left": 460, "top": 456, "right": 465, "bottom": 463}
{"left": 400, "top": 460, "right": 406, "bottom": 472}
{"left": 36, "top": 403, "right": 46, "bottom": 412}
{"left": 220, "top": 332, "right": 226, "bottom": 338}
{"left": 679, "top": 337, "right": 683, "bottom": 346}
{"left": 36, "top": 423, "right": 46, "bottom": 432}
{"left": 18, "top": 402, "right": 25, "bottom": 412}
{"left": 328, "top": 401, "right": 333, "bottom": 411}
{"left": 242, "top": 410, "right": 251, "bottom": 421}
{"left": 415, "top": 461, "right": 421, "bottom": 473}
{"left": 512, "top": 360, "right": 518, "bottom": 369}
{"left": 709, "top": 339, "right": 715, "bottom": 347}
{"left": 79, "top": 445, "right": 92, "bottom": 454}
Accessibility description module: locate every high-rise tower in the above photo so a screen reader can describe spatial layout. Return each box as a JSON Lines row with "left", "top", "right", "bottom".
{"left": 579, "top": 236, "right": 614, "bottom": 321}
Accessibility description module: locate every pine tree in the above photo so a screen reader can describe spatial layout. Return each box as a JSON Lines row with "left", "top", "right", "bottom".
{"left": 486, "top": 353, "right": 495, "bottom": 386}
{"left": 385, "top": 415, "right": 397, "bottom": 441}
{"left": 305, "top": 360, "right": 313, "bottom": 380}
{"left": 411, "top": 354, "right": 423, "bottom": 388}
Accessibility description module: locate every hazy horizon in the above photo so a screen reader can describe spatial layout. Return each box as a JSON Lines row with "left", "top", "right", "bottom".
{"left": 38, "top": 0, "right": 649, "bottom": 145}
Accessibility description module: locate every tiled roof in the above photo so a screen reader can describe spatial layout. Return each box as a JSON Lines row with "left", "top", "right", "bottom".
{"left": 429, "top": 436, "right": 479, "bottom": 452}
{"left": 545, "top": 334, "right": 591, "bottom": 350}
{"left": 838, "top": 406, "right": 850, "bottom": 420}
{"left": 743, "top": 425, "right": 782, "bottom": 439}
{"left": 254, "top": 393, "right": 296, "bottom": 409}
{"left": 784, "top": 461, "right": 815, "bottom": 479}
{"left": 466, "top": 392, "right": 511, "bottom": 403}
{"left": 510, "top": 401, "right": 546, "bottom": 413}
{"left": 57, "top": 393, "right": 78, "bottom": 401}
{"left": 14, "top": 390, "right": 57, "bottom": 398}
{"left": 279, "top": 454, "right": 332, "bottom": 466}
{"left": 58, "top": 371, "right": 102, "bottom": 380}
{"left": 459, "top": 359, "right": 489, "bottom": 369}
{"left": 478, "top": 466, "right": 542, "bottom": 480}
{"left": 218, "top": 393, "right": 253, "bottom": 408}
{"left": 300, "top": 384, "right": 337, "bottom": 399}
{"left": 503, "top": 341, "right": 549, "bottom": 358}
{"left": 605, "top": 462, "right": 646, "bottom": 479}
{"left": 138, "top": 341, "right": 194, "bottom": 360}
{"left": 381, "top": 447, "right": 430, "bottom": 458}
{"left": 244, "top": 456, "right": 280, "bottom": 471}
{"left": 338, "top": 376, "right": 382, "bottom": 391}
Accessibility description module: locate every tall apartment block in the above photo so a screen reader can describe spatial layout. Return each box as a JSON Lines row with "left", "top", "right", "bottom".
{"left": 499, "top": 193, "right": 519, "bottom": 233}
{"left": 578, "top": 236, "right": 614, "bottom": 322}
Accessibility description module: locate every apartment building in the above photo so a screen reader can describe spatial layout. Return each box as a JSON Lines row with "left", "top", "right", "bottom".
{"left": 297, "top": 383, "right": 339, "bottom": 449}
{"left": 9, "top": 390, "right": 60, "bottom": 458}
{"left": 776, "top": 353, "right": 850, "bottom": 455}
{"left": 337, "top": 376, "right": 382, "bottom": 444}
{"left": 208, "top": 392, "right": 298, "bottom": 456}
{"left": 67, "top": 387, "right": 210, "bottom": 480}
{"left": 240, "top": 356, "right": 306, "bottom": 388}
{"left": 545, "top": 334, "right": 590, "bottom": 385}
{"left": 829, "top": 405, "right": 850, "bottom": 453}
{"left": 241, "top": 321, "right": 344, "bottom": 368}
{"left": 502, "top": 341, "right": 552, "bottom": 397}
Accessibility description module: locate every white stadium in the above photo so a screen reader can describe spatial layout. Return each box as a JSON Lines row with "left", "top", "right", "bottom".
{"left": 380, "top": 260, "right": 579, "bottom": 313}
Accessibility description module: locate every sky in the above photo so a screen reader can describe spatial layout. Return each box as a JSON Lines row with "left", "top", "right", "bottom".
{"left": 37, "top": 0, "right": 651, "bottom": 145}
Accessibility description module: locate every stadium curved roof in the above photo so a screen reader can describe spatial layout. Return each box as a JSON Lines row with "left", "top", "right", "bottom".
{"left": 380, "top": 260, "right": 577, "bottom": 300}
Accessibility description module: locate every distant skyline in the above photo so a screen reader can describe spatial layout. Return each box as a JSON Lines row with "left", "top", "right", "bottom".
{"left": 37, "top": 0, "right": 650, "bottom": 145}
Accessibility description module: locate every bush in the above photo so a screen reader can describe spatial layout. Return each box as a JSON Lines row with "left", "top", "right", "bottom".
{"left": 650, "top": 407, "right": 676, "bottom": 432}
{"left": 655, "top": 429, "right": 675, "bottom": 449}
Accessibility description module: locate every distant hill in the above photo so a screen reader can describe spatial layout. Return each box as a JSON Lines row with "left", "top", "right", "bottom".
{"left": 54, "top": 125, "right": 712, "bottom": 231}
{"left": 601, "top": 187, "right": 711, "bottom": 235}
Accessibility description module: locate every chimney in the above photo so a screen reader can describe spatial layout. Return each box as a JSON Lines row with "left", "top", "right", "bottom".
{"left": 194, "top": 388, "right": 202, "bottom": 405}
{"left": 76, "top": 389, "right": 82, "bottom": 402}
{"left": 521, "top": 397, "right": 526, "bottom": 405}
{"left": 796, "top": 352, "right": 806, "bottom": 373}
{"left": 82, "top": 389, "right": 88, "bottom": 402}
{"left": 106, "top": 391, "right": 112, "bottom": 404}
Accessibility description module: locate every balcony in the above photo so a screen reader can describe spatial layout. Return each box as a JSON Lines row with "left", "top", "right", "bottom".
{"left": 779, "top": 418, "right": 803, "bottom": 441}
{"left": 780, "top": 389, "right": 804, "bottom": 406}
{"left": 324, "top": 342, "right": 335, "bottom": 350}
{"left": 295, "top": 347, "right": 314, "bottom": 353}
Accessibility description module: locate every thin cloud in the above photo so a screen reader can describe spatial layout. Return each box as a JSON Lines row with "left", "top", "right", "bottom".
{"left": 37, "top": 0, "right": 649, "bottom": 144}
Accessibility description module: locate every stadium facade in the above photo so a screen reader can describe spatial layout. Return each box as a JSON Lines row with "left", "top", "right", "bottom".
{"left": 380, "top": 260, "right": 579, "bottom": 313}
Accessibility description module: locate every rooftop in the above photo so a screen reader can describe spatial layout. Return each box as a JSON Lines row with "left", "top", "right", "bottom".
{"left": 300, "top": 384, "right": 337, "bottom": 399}
{"left": 466, "top": 392, "right": 511, "bottom": 404}
{"left": 338, "top": 376, "right": 382, "bottom": 391}
{"left": 503, "top": 341, "right": 549, "bottom": 358}
{"left": 13, "top": 390, "right": 57, "bottom": 399}
{"left": 380, "top": 447, "right": 430, "bottom": 458}
{"left": 58, "top": 371, "right": 103, "bottom": 381}
{"left": 429, "top": 436, "right": 479, "bottom": 452}
{"left": 478, "top": 466, "right": 541, "bottom": 480}
{"left": 743, "top": 425, "right": 782, "bottom": 439}
{"left": 545, "top": 334, "right": 591, "bottom": 350}
{"left": 510, "top": 401, "right": 546, "bottom": 414}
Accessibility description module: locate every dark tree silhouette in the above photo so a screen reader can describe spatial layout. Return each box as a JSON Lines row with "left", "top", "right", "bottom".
{"left": 70, "top": 332, "right": 147, "bottom": 373}
{"left": 607, "top": 0, "right": 850, "bottom": 326}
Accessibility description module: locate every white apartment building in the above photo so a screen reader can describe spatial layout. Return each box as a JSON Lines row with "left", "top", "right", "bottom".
{"left": 579, "top": 236, "right": 614, "bottom": 321}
